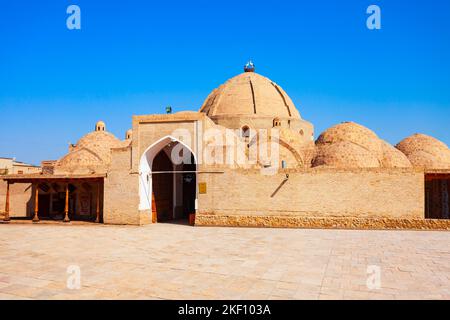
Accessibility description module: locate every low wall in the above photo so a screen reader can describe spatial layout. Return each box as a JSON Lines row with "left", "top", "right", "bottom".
{"left": 196, "top": 168, "right": 426, "bottom": 228}
{"left": 0, "top": 180, "right": 33, "bottom": 218}
{"left": 195, "top": 215, "right": 450, "bottom": 230}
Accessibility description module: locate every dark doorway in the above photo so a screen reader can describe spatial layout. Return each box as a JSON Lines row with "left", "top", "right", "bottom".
{"left": 152, "top": 150, "right": 173, "bottom": 222}
{"left": 425, "top": 174, "right": 450, "bottom": 219}
{"left": 151, "top": 142, "right": 196, "bottom": 223}
{"left": 38, "top": 194, "right": 51, "bottom": 218}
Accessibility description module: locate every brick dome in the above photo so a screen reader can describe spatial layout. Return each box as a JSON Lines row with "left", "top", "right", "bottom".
{"left": 200, "top": 72, "right": 301, "bottom": 119}
{"left": 55, "top": 123, "right": 124, "bottom": 173}
{"left": 57, "top": 148, "right": 104, "bottom": 168}
{"left": 313, "top": 122, "right": 412, "bottom": 169}
{"left": 379, "top": 141, "right": 412, "bottom": 168}
{"left": 76, "top": 131, "right": 122, "bottom": 151}
{"left": 396, "top": 134, "right": 450, "bottom": 169}
{"left": 316, "top": 122, "right": 381, "bottom": 155}
{"left": 313, "top": 141, "right": 380, "bottom": 168}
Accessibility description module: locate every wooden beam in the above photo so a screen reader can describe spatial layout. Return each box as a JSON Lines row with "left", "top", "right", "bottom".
{"left": 32, "top": 184, "right": 39, "bottom": 222}
{"left": 63, "top": 184, "right": 70, "bottom": 223}
{"left": 425, "top": 174, "right": 450, "bottom": 181}
{"left": 3, "top": 181, "right": 10, "bottom": 222}
{"left": 2, "top": 177, "right": 105, "bottom": 184}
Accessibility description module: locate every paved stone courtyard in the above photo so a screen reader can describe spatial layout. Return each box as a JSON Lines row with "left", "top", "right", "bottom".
{"left": 0, "top": 223, "right": 449, "bottom": 300}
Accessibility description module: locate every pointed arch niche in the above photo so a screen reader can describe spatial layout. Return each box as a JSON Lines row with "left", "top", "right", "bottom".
{"left": 139, "top": 136, "right": 197, "bottom": 222}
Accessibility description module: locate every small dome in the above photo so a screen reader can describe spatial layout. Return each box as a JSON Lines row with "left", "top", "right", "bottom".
{"left": 313, "top": 122, "right": 412, "bottom": 169}
{"left": 55, "top": 127, "right": 123, "bottom": 173}
{"left": 408, "top": 150, "right": 443, "bottom": 169}
{"left": 313, "top": 141, "right": 380, "bottom": 168}
{"left": 200, "top": 72, "right": 301, "bottom": 119}
{"left": 77, "top": 131, "right": 122, "bottom": 151}
{"left": 396, "top": 134, "right": 450, "bottom": 169}
{"left": 95, "top": 120, "right": 106, "bottom": 132}
{"left": 379, "top": 141, "right": 412, "bottom": 168}
{"left": 316, "top": 122, "right": 381, "bottom": 155}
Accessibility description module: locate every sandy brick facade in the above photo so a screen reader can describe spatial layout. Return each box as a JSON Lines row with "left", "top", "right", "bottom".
{"left": 0, "top": 180, "right": 33, "bottom": 218}
{"left": 103, "top": 139, "right": 431, "bottom": 228}
{"left": 131, "top": 113, "right": 205, "bottom": 173}
{"left": 195, "top": 168, "right": 424, "bottom": 221}
{"left": 103, "top": 147, "right": 142, "bottom": 225}
{"left": 98, "top": 108, "right": 448, "bottom": 229}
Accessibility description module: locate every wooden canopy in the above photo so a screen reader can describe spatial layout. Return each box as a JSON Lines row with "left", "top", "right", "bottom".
{"left": 2, "top": 173, "right": 105, "bottom": 223}
{"left": 2, "top": 173, "right": 106, "bottom": 183}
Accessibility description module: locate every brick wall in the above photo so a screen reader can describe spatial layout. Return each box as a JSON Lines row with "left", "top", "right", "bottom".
{"left": 104, "top": 153, "right": 425, "bottom": 227}
{"left": 0, "top": 180, "right": 33, "bottom": 218}
{"left": 103, "top": 147, "right": 143, "bottom": 225}
{"left": 196, "top": 168, "right": 424, "bottom": 220}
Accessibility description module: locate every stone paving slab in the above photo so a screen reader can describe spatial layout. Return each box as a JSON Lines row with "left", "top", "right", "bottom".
{"left": 0, "top": 223, "right": 449, "bottom": 300}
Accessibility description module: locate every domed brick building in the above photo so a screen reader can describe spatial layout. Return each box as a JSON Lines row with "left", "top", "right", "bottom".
{"left": 313, "top": 122, "right": 412, "bottom": 169}
{"left": 2, "top": 63, "right": 450, "bottom": 229}
{"left": 55, "top": 121, "right": 130, "bottom": 175}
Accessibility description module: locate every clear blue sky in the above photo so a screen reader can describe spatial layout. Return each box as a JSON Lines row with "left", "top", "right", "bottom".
{"left": 1, "top": 0, "right": 449, "bottom": 165}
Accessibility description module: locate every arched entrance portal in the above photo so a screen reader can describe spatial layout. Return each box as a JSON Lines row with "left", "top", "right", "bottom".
{"left": 139, "top": 137, "right": 197, "bottom": 223}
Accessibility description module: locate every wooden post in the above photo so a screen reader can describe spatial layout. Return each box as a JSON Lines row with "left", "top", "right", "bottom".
{"left": 95, "top": 182, "right": 100, "bottom": 223}
{"left": 189, "top": 213, "right": 195, "bottom": 226}
{"left": 63, "top": 183, "right": 70, "bottom": 222}
{"left": 32, "top": 184, "right": 39, "bottom": 222}
{"left": 151, "top": 192, "right": 157, "bottom": 223}
{"left": 3, "top": 181, "right": 10, "bottom": 222}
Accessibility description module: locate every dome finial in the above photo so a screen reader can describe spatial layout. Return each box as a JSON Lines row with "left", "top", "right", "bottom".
{"left": 95, "top": 120, "right": 106, "bottom": 132}
{"left": 244, "top": 60, "right": 255, "bottom": 72}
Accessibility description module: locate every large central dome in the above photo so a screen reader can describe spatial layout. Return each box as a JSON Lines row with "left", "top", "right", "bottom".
{"left": 199, "top": 65, "right": 314, "bottom": 141}
{"left": 200, "top": 72, "right": 301, "bottom": 119}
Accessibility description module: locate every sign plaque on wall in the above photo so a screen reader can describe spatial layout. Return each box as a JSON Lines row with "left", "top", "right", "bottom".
{"left": 198, "top": 182, "right": 207, "bottom": 194}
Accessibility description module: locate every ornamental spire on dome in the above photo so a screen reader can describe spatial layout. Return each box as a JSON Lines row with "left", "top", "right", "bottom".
{"left": 244, "top": 60, "right": 255, "bottom": 72}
